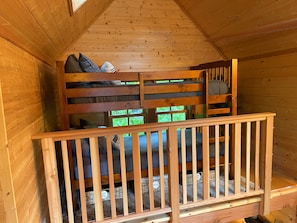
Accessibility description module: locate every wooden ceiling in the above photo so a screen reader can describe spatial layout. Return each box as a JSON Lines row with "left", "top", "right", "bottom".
{"left": 1, "top": 0, "right": 297, "bottom": 65}
{"left": 175, "top": 0, "right": 297, "bottom": 61}
{"left": 0, "top": 0, "right": 113, "bottom": 65}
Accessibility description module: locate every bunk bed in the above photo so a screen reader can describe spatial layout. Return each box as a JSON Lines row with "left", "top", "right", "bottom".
{"left": 31, "top": 56, "right": 275, "bottom": 222}
{"left": 56, "top": 58, "right": 237, "bottom": 188}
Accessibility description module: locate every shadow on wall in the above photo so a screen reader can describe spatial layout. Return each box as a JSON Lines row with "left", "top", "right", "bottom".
{"left": 38, "top": 63, "right": 59, "bottom": 131}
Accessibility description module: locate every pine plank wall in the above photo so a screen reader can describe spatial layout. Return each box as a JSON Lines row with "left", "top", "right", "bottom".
{"left": 0, "top": 37, "right": 58, "bottom": 223}
{"left": 239, "top": 54, "right": 297, "bottom": 179}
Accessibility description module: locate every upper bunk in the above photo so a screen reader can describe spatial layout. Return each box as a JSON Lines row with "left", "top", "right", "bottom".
{"left": 56, "top": 57, "right": 238, "bottom": 130}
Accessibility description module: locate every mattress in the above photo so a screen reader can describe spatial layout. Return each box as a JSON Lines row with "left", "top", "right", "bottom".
{"left": 71, "top": 129, "right": 225, "bottom": 179}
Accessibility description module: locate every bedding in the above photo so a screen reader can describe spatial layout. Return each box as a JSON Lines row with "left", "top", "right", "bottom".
{"left": 71, "top": 128, "right": 225, "bottom": 179}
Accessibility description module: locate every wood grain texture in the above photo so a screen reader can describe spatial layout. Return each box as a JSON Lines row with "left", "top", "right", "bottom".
{"left": 0, "top": 37, "right": 57, "bottom": 222}
{"left": 175, "top": 0, "right": 297, "bottom": 60}
{"left": 238, "top": 53, "right": 297, "bottom": 182}
{"left": 1, "top": 0, "right": 297, "bottom": 65}
{"left": 0, "top": 0, "right": 113, "bottom": 65}
{"left": 61, "top": 0, "right": 223, "bottom": 71}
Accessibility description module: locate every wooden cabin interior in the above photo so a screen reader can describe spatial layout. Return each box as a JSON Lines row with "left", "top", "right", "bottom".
{"left": 1, "top": 0, "right": 297, "bottom": 222}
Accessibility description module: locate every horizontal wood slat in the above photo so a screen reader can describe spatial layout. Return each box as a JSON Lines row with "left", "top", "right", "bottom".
{"left": 208, "top": 94, "right": 232, "bottom": 104}
{"left": 207, "top": 108, "right": 231, "bottom": 116}
{"left": 66, "top": 86, "right": 140, "bottom": 97}
{"left": 144, "top": 82, "right": 203, "bottom": 94}
{"left": 143, "top": 96, "right": 203, "bottom": 109}
{"left": 68, "top": 101, "right": 141, "bottom": 113}
{"left": 141, "top": 70, "right": 204, "bottom": 80}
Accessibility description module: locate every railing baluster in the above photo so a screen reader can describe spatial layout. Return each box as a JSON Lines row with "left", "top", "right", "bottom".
{"left": 106, "top": 135, "right": 116, "bottom": 218}
{"left": 246, "top": 122, "right": 251, "bottom": 192}
{"left": 224, "top": 124, "right": 230, "bottom": 196}
{"left": 215, "top": 125, "right": 220, "bottom": 198}
{"left": 146, "top": 132, "right": 155, "bottom": 211}
{"left": 202, "top": 126, "right": 210, "bottom": 200}
{"left": 89, "top": 137, "right": 104, "bottom": 220}
{"left": 234, "top": 123, "right": 241, "bottom": 194}
{"left": 75, "top": 139, "right": 88, "bottom": 223}
{"left": 255, "top": 121, "right": 260, "bottom": 190}
{"left": 61, "top": 140, "right": 74, "bottom": 223}
{"left": 132, "top": 132, "right": 143, "bottom": 213}
{"left": 119, "top": 134, "right": 129, "bottom": 215}
{"left": 181, "top": 128, "right": 187, "bottom": 204}
{"left": 192, "top": 127, "right": 197, "bottom": 202}
{"left": 158, "top": 130, "right": 166, "bottom": 208}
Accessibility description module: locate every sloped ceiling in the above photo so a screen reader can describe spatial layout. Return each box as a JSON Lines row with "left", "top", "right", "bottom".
{"left": 1, "top": 0, "right": 297, "bottom": 65}
{"left": 0, "top": 0, "right": 113, "bottom": 65}
{"left": 175, "top": 0, "right": 297, "bottom": 60}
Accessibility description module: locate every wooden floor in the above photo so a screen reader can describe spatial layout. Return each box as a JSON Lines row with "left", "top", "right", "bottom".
{"left": 271, "top": 171, "right": 297, "bottom": 190}
{"left": 229, "top": 171, "right": 297, "bottom": 223}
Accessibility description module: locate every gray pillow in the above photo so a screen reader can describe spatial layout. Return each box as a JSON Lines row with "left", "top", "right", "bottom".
{"left": 65, "top": 54, "right": 83, "bottom": 73}
{"left": 65, "top": 54, "right": 87, "bottom": 88}
{"left": 78, "top": 53, "right": 113, "bottom": 85}
{"left": 79, "top": 53, "right": 101, "bottom": 72}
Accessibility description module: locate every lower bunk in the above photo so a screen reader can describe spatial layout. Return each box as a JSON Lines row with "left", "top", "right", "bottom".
{"left": 32, "top": 112, "right": 275, "bottom": 223}
{"left": 71, "top": 128, "right": 225, "bottom": 185}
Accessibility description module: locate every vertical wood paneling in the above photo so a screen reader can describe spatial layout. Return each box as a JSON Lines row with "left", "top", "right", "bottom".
{"left": 62, "top": 0, "right": 222, "bottom": 71}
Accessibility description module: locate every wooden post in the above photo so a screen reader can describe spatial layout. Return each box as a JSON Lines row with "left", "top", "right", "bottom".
{"left": 168, "top": 126, "right": 180, "bottom": 222}
{"left": 56, "top": 61, "right": 70, "bottom": 130}
{"left": 139, "top": 72, "right": 144, "bottom": 108}
{"left": 234, "top": 122, "right": 241, "bottom": 194}
{"left": 230, "top": 59, "right": 238, "bottom": 116}
{"left": 132, "top": 132, "right": 143, "bottom": 213}
{"left": 41, "top": 138, "right": 63, "bottom": 223}
{"left": 0, "top": 82, "right": 18, "bottom": 222}
{"left": 204, "top": 71, "right": 209, "bottom": 118}
{"left": 260, "top": 115, "right": 274, "bottom": 215}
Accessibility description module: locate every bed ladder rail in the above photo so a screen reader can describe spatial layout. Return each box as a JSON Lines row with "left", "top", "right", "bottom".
{"left": 191, "top": 59, "right": 238, "bottom": 118}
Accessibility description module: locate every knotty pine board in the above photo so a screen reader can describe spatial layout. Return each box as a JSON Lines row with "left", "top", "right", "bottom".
{"left": 238, "top": 53, "right": 297, "bottom": 178}
{"left": 62, "top": 0, "right": 222, "bottom": 71}
{"left": 0, "top": 37, "right": 53, "bottom": 223}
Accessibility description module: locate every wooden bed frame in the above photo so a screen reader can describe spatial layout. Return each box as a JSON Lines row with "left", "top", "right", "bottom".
{"left": 57, "top": 59, "right": 237, "bottom": 129}
{"left": 56, "top": 58, "right": 237, "bottom": 186}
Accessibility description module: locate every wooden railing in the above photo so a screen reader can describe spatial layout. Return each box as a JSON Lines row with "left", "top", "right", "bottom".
{"left": 32, "top": 112, "right": 275, "bottom": 223}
